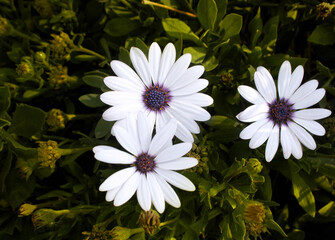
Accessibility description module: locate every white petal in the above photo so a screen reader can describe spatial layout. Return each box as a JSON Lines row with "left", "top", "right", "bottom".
{"left": 238, "top": 85, "right": 266, "bottom": 105}
{"left": 239, "top": 118, "right": 269, "bottom": 140}
{"left": 290, "top": 132, "right": 303, "bottom": 160}
{"left": 156, "top": 111, "right": 169, "bottom": 133}
{"left": 103, "top": 76, "right": 143, "bottom": 93}
{"left": 286, "top": 65, "right": 304, "bottom": 99}
{"left": 265, "top": 125, "right": 279, "bottom": 162}
{"left": 169, "top": 66, "right": 205, "bottom": 90}
{"left": 155, "top": 168, "right": 195, "bottom": 191}
{"left": 137, "top": 174, "right": 151, "bottom": 211}
{"left": 254, "top": 69, "right": 276, "bottom": 103}
{"left": 130, "top": 47, "right": 152, "bottom": 87}
{"left": 293, "top": 88, "right": 325, "bottom": 110}
{"left": 100, "top": 91, "right": 141, "bottom": 106}
{"left": 173, "top": 93, "right": 213, "bottom": 107}
{"left": 155, "top": 143, "right": 192, "bottom": 163}
{"left": 158, "top": 43, "right": 176, "bottom": 85}
{"left": 111, "top": 118, "right": 127, "bottom": 136}
{"left": 175, "top": 122, "right": 194, "bottom": 142}
{"left": 94, "top": 149, "right": 135, "bottom": 164}
{"left": 114, "top": 171, "right": 140, "bottom": 206}
{"left": 278, "top": 61, "right": 292, "bottom": 99}
{"left": 149, "top": 42, "right": 162, "bottom": 85}
{"left": 93, "top": 145, "right": 115, "bottom": 154}
{"left": 148, "top": 119, "right": 177, "bottom": 156}
{"left": 102, "top": 105, "right": 141, "bottom": 121}
{"left": 293, "top": 108, "right": 331, "bottom": 120}
{"left": 155, "top": 175, "right": 181, "bottom": 208}
{"left": 249, "top": 121, "right": 274, "bottom": 149}
{"left": 163, "top": 54, "right": 192, "bottom": 88}
{"left": 171, "top": 79, "right": 208, "bottom": 96}
{"left": 110, "top": 60, "right": 144, "bottom": 88}
{"left": 166, "top": 107, "right": 200, "bottom": 134}
{"left": 280, "top": 125, "right": 292, "bottom": 159}
{"left": 137, "top": 112, "right": 153, "bottom": 152}
{"left": 99, "top": 167, "right": 136, "bottom": 191}
{"left": 170, "top": 100, "right": 211, "bottom": 121}
{"left": 288, "top": 121, "right": 316, "bottom": 150}
{"left": 125, "top": 113, "right": 142, "bottom": 153}
{"left": 289, "top": 80, "right": 318, "bottom": 104}
{"left": 113, "top": 125, "right": 141, "bottom": 156}
{"left": 293, "top": 118, "right": 326, "bottom": 136}
{"left": 106, "top": 186, "right": 121, "bottom": 202}
{"left": 236, "top": 104, "right": 269, "bottom": 123}
{"left": 147, "top": 172, "right": 165, "bottom": 213}
{"left": 157, "top": 157, "right": 198, "bottom": 170}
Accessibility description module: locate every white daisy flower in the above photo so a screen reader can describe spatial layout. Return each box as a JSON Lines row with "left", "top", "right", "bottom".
{"left": 93, "top": 112, "right": 198, "bottom": 213}
{"left": 236, "top": 60, "right": 331, "bottom": 162}
{"left": 101, "top": 42, "right": 213, "bottom": 142}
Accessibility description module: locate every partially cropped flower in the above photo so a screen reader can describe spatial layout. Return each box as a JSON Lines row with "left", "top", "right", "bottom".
{"left": 101, "top": 42, "right": 213, "bottom": 142}
{"left": 316, "top": 2, "right": 334, "bottom": 20}
{"left": 47, "top": 65, "right": 77, "bottom": 89}
{"left": 0, "top": 16, "right": 13, "bottom": 37}
{"left": 50, "top": 32, "right": 74, "bottom": 61}
{"left": 237, "top": 61, "right": 331, "bottom": 162}
{"left": 139, "top": 210, "right": 160, "bottom": 235}
{"left": 93, "top": 112, "right": 197, "bottom": 213}
{"left": 18, "top": 203, "right": 38, "bottom": 217}
{"left": 46, "top": 109, "right": 66, "bottom": 131}
{"left": 37, "top": 140, "right": 61, "bottom": 168}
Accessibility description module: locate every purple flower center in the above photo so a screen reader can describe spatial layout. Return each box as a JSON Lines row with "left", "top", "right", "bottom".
{"left": 143, "top": 85, "right": 171, "bottom": 112}
{"left": 269, "top": 99, "right": 293, "bottom": 125}
{"left": 135, "top": 153, "right": 156, "bottom": 174}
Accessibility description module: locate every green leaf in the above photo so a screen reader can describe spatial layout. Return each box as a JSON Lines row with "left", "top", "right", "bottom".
{"left": 248, "top": 7, "right": 263, "bottom": 49}
{"left": 162, "top": 18, "right": 202, "bottom": 45}
{"left": 214, "top": 0, "right": 227, "bottom": 26}
{"left": 82, "top": 73, "right": 107, "bottom": 88}
{"left": 104, "top": 18, "right": 141, "bottom": 37}
{"left": 79, "top": 94, "right": 105, "bottom": 108}
{"left": 95, "top": 118, "right": 114, "bottom": 138}
{"left": 261, "top": 16, "right": 279, "bottom": 52}
{"left": 183, "top": 47, "right": 207, "bottom": 64}
{"left": 9, "top": 104, "right": 46, "bottom": 139}
{"left": 308, "top": 23, "right": 335, "bottom": 45}
{"left": 197, "top": 0, "right": 217, "bottom": 31}
{"left": 289, "top": 160, "right": 316, "bottom": 217}
{"left": 318, "top": 201, "right": 335, "bottom": 217}
{"left": 125, "top": 37, "right": 149, "bottom": 56}
{"left": 219, "top": 13, "right": 243, "bottom": 40}
{"left": 316, "top": 60, "right": 331, "bottom": 77}
{"left": 266, "top": 219, "right": 288, "bottom": 237}
{"left": 0, "top": 86, "right": 10, "bottom": 114}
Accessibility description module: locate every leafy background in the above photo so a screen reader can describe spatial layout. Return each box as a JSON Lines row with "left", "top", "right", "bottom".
{"left": 0, "top": 0, "right": 335, "bottom": 239}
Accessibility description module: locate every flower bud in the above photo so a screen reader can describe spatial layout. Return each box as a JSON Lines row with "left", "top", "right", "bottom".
{"left": 31, "top": 208, "right": 69, "bottom": 230}
{"left": 243, "top": 201, "right": 268, "bottom": 238}
{"left": 246, "top": 158, "right": 263, "bottom": 175}
{"left": 316, "top": 2, "right": 334, "bottom": 20}
{"left": 139, "top": 210, "right": 160, "bottom": 235}
{"left": 18, "top": 203, "right": 37, "bottom": 217}
{"left": 37, "top": 140, "right": 61, "bottom": 169}
{"left": 46, "top": 109, "right": 66, "bottom": 131}
{"left": 0, "top": 16, "right": 13, "bottom": 37}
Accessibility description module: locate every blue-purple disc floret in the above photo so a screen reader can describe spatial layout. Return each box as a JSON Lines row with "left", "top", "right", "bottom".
{"left": 135, "top": 153, "right": 156, "bottom": 174}
{"left": 268, "top": 98, "right": 293, "bottom": 126}
{"left": 142, "top": 84, "right": 171, "bottom": 112}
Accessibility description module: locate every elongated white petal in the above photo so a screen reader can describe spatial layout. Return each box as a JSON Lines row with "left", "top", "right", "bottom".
{"left": 104, "top": 76, "right": 143, "bottom": 93}
{"left": 106, "top": 186, "right": 121, "bottom": 202}
{"left": 156, "top": 111, "right": 169, "bottom": 133}
{"left": 137, "top": 112, "right": 153, "bottom": 152}
{"left": 114, "top": 125, "right": 141, "bottom": 156}
{"left": 110, "top": 60, "right": 144, "bottom": 88}
{"left": 114, "top": 171, "right": 140, "bottom": 206}
{"left": 137, "top": 174, "right": 151, "bottom": 211}
{"left": 171, "top": 79, "right": 208, "bottom": 96}
{"left": 111, "top": 118, "right": 127, "bottom": 136}
{"left": 294, "top": 118, "right": 326, "bottom": 136}
{"left": 158, "top": 43, "right": 176, "bottom": 84}
{"left": 94, "top": 149, "right": 135, "bottom": 164}
{"left": 164, "top": 54, "right": 192, "bottom": 88}
{"left": 290, "top": 132, "right": 303, "bottom": 160}
{"left": 280, "top": 125, "right": 292, "bottom": 159}
{"left": 239, "top": 118, "right": 269, "bottom": 140}
{"left": 278, "top": 61, "right": 292, "bottom": 99}
{"left": 93, "top": 145, "right": 116, "bottom": 154}
{"left": 238, "top": 85, "right": 266, "bottom": 105}
{"left": 130, "top": 47, "right": 152, "bottom": 87}
{"left": 169, "top": 66, "right": 205, "bottom": 90}
{"left": 166, "top": 107, "right": 200, "bottom": 134}
{"left": 173, "top": 93, "right": 213, "bottom": 107}
{"left": 249, "top": 121, "right": 274, "bottom": 149}
{"left": 175, "top": 121, "right": 194, "bottom": 142}
{"left": 236, "top": 104, "right": 269, "bottom": 123}
{"left": 155, "top": 175, "right": 181, "bottom": 208}
{"left": 155, "top": 143, "right": 192, "bottom": 163}
{"left": 100, "top": 91, "right": 141, "bottom": 106}
{"left": 149, "top": 42, "right": 161, "bottom": 85}
{"left": 289, "top": 80, "right": 318, "bottom": 104}
{"left": 288, "top": 121, "right": 316, "bottom": 150}
{"left": 125, "top": 113, "right": 142, "bottom": 154}
{"left": 148, "top": 119, "right": 177, "bottom": 156}
{"left": 157, "top": 157, "right": 198, "bottom": 170}
{"left": 256, "top": 66, "right": 277, "bottom": 101}
{"left": 286, "top": 65, "right": 304, "bottom": 99}
{"left": 293, "top": 88, "right": 325, "bottom": 109}
{"left": 265, "top": 124, "right": 279, "bottom": 162}
{"left": 293, "top": 108, "right": 331, "bottom": 120}
{"left": 99, "top": 167, "right": 136, "bottom": 191}
{"left": 170, "top": 101, "right": 211, "bottom": 121}
{"left": 254, "top": 70, "right": 276, "bottom": 103}
{"left": 155, "top": 168, "right": 195, "bottom": 191}
{"left": 102, "top": 105, "right": 141, "bottom": 121}
{"left": 147, "top": 172, "right": 165, "bottom": 213}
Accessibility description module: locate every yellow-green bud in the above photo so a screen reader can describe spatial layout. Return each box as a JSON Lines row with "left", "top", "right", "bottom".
{"left": 37, "top": 140, "right": 61, "bottom": 169}
{"left": 246, "top": 158, "right": 263, "bottom": 175}
{"left": 18, "top": 203, "right": 38, "bottom": 217}
{"left": 50, "top": 32, "right": 75, "bottom": 61}
{"left": 243, "top": 201, "right": 268, "bottom": 238}
{"left": 34, "top": 0, "right": 53, "bottom": 18}
{"left": 16, "top": 61, "right": 35, "bottom": 78}
{"left": 110, "top": 226, "right": 143, "bottom": 240}
{"left": 139, "top": 210, "right": 160, "bottom": 235}
{"left": 35, "top": 51, "right": 47, "bottom": 62}
{"left": 220, "top": 71, "right": 234, "bottom": 88}
{"left": 316, "top": 2, "right": 334, "bottom": 20}
{"left": 31, "top": 208, "right": 70, "bottom": 230}
{"left": 46, "top": 109, "right": 66, "bottom": 131}
{"left": 47, "top": 65, "right": 78, "bottom": 89}
{"left": 0, "top": 16, "right": 13, "bottom": 37}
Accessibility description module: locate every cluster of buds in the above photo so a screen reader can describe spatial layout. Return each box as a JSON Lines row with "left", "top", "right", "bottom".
{"left": 37, "top": 140, "right": 61, "bottom": 169}
{"left": 187, "top": 144, "right": 209, "bottom": 174}
{"left": 243, "top": 201, "right": 268, "bottom": 238}
{"left": 50, "top": 32, "right": 75, "bottom": 61}
{"left": 220, "top": 71, "right": 235, "bottom": 88}
{"left": 316, "top": 2, "right": 334, "bottom": 20}
{"left": 16, "top": 57, "right": 35, "bottom": 78}
{"left": 46, "top": 109, "right": 67, "bottom": 131}
{"left": 47, "top": 64, "right": 77, "bottom": 89}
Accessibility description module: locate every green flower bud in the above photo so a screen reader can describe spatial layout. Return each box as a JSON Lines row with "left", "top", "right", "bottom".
{"left": 46, "top": 109, "right": 66, "bottom": 131}
{"left": 0, "top": 16, "right": 13, "bottom": 37}
{"left": 37, "top": 140, "right": 61, "bottom": 169}
{"left": 243, "top": 201, "right": 268, "bottom": 238}
{"left": 34, "top": 51, "right": 47, "bottom": 62}
{"left": 34, "top": 0, "right": 53, "bottom": 18}
{"left": 31, "top": 208, "right": 70, "bottom": 230}
{"left": 16, "top": 57, "right": 35, "bottom": 78}
{"left": 47, "top": 65, "right": 78, "bottom": 89}
{"left": 18, "top": 203, "right": 38, "bottom": 217}
{"left": 246, "top": 158, "right": 263, "bottom": 175}
{"left": 316, "top": 2, "right": 334, "bottom": 20}
{"left": 139, "top": 210, "right": 160, "bottom": 235}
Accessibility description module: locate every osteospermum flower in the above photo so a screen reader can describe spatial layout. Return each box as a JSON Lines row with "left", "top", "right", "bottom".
{"left": 93, "top": 112, "right": 198, "bottom": 213}
{"left": 237, "top": 60, "right": 331, "bottom": 162}
{"left": 101, "top": 42, "right": 213, "bottom": 142}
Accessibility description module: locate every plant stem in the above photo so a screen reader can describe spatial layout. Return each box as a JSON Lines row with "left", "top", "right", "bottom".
{"left": 73, "top": 46, "right": 106, "bottom": 60}
{"left": 142, "top": 0, "right": 197, "bottom": 18}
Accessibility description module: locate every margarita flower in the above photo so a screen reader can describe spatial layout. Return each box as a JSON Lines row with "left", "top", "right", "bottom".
{"left": 101, "top": 42, "right": 213, "bottom": 142}
{"left": 237, "top": 61, "right": 331, "bottom": 162}
{"left": 93, "top": 112, "right": 198, "bottom": 213}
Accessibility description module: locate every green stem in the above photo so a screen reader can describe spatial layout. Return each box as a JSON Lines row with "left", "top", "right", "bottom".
{"left": 159, "top": 217, "right": 178, "bottom": 227}
{"left": 59, "top": 147, "right": 92, "bottom": 156}
{"left": 11, "top": 30, "right": 48, "bottom": 46}
{"left": 73, "top": 46, "right": 106, "bottom": 60}
{"left": 66, "top": 113, "right": 100, "bottom": 121}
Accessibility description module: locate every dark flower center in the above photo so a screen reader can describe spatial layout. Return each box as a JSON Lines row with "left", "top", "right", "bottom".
{"left": 269, "top": 99, "right": 293, "bottom": 125}
{"left": 135, "top": 153, "right": 156, "bottom": 174}
{"left": 143, "top": 85, "right": 171, "bottom": 112}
